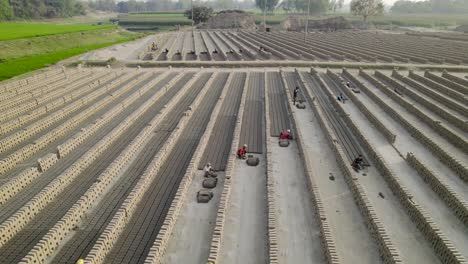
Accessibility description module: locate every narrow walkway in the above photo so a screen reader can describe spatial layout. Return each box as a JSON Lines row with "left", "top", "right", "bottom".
{"left": 293, "top": 97, "right": 382, "bottom": 264}
{"left": 218, "top": 158, "right": 268, "bottom": 264}
{"left": 161, "top": 171, "right": 226, "bottom": 264}
{"left": 270, "top": 141, "right": 325, "bottom": 263}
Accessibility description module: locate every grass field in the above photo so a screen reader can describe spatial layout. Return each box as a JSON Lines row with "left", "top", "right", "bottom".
{"left": 0, "top": 27, "right": 143, "bottom": 81}
{"left": 0, "top": 23, "right": 117, "bottom": 41}
{"left": 117, "top": 13, "right": 191, "bottom": 26}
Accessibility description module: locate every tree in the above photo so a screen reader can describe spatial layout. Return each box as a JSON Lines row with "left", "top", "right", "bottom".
{"left": 294, "top": 0, "right": 329, "bottom": 13}
{"left": 184, "top": 6, "right": 213, "bottom": 24}
{"left": 337, "top": 0, "right": 344, "bottom": 10}
{"left": 0, "top": 0, "right": 13, "bottom": 20}
{"left": 350, "top": 0, "right": 384, "bottom": 22}
{"left": 255, "top": 0, "right": 279, "bottom": 12}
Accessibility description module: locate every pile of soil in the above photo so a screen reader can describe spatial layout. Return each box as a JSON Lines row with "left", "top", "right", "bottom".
{"left": 308, "top": 16, "right": 352, "bottom": 31}
{"left": 280, "top": 16, "right": 303, "bottom": 31}
{"left": 207, "top": 10, "right": 256, "bottom": 30}
{"left": 454, "top": 25, "right": 468, "bottom": 33}
{"left": 281, "top": 16, "right": 353, "bottom": 32}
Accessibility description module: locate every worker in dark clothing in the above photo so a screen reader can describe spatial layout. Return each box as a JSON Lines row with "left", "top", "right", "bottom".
{"left": 293, "top": 86, "right": 300, "bottom": 104}
{"left": 337, "top": 93, "right": 346, "bottom": 104}
{"left": 279, "top": 129, "right": 293, "bottom": 140}
{"left": 237, "top": 144, "right": 247, "bottom": 159}
{"left": 346, "top": 82, "right": 352, "bottom": 88}
{"left": 352, "top": 154, "right": 364, "bottom": 171}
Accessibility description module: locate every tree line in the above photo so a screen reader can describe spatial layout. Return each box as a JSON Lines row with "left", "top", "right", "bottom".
{"left": 91, "top": 0, "right": 255, "bottom": 14}
{"left": 391, "top": 0, "right": 468, "bottom": 14}
{"left": 0, "top": 0, "right": 85, "bottom": 20}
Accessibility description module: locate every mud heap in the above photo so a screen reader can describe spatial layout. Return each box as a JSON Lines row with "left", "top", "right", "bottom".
{"left": 207, "top": 10, "right": 256, "bottom": 30}
{"left": 455, "top": 25, "right": 468, "bottom": 33}
{"left": 281, "top": 16, "right": 353, "bottom": 32}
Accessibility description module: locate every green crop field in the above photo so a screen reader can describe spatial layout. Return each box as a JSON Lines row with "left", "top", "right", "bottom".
{"left": 0, "top": 25, "right": 143, "bottom": 81}
{"left": 117, "top": 13, "right": 191, "bottom": 26}
{"left": 0, "top": 23, "right": 116, "bottom": 41}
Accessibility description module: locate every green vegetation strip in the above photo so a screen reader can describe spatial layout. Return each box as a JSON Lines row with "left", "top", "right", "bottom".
{"left": 117, "top": 14, "right": 191, "bottom": 26}
{"left": 0, "top": 23, "right": 116, "bottom": 41}
{"left": 0, "top": 28, "right": 143, "bottom": 81}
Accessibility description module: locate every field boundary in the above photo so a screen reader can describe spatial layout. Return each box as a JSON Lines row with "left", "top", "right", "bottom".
{"left": 78, "top": 60, "right": 468, "bottom": 72}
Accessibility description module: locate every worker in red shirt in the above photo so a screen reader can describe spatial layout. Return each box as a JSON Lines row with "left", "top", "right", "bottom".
{"left": 237, "top": 144, "right": 247, "bottom": 159}
{"left": 279, "top": 129, "right": 293, "bottom": 140}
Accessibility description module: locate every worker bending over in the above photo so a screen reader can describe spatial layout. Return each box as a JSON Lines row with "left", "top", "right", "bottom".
{"left": 351, "top": 154, "right": 364, "bottom": 171}
{"left": 279, "top": 129, "right": 293, "bottom": 140}
{"left": 237, "top": 144, "right": 248, "bottom": 159}
{"left": 203, "top": 163, "right": 217, "bottom": 177}
{"left": 151, "top": 42, "right": 158, "bottom": 51}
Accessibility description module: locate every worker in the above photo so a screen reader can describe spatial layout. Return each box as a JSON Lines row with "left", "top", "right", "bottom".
{"left": 279, "top": 129, "right": 293, "bottom": 140}
{"left": 351, "top": 154, "right": 364, "bottom": 171}
{"left": 293, "top": 86, "right": 300, "bottom": 104}
{"left": 337, "top": 93, "right": 346, "bottom": 104}
{"left": 151, "top": 42, "right": 158, "bottom": 51}
{"left": 76, "top": 259, "right": 84, "bottom": 264}
{"left": 346, "top": 82, "right": 352, "bottom": 88}
{"left": 237, "top": 144, "right": 247, "bottom": 159}
{"left": 203, "top": 163, "right": 217, "bottom": 177}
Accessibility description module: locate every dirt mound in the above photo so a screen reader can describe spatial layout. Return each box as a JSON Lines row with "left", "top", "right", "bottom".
{"left": 281, "top": 16, "right": 353, "bottom": 32}
{"left": 454, "top": 25, "right": 468, "bottom": 33}
{"left": 308, "top": 16, "right": 352, "bottom": 31}
{"left": 280, "top": 16, "right": 303, "bottom": 31}
{"left": 207, "top": 11, "right": 256, "bottom": 30}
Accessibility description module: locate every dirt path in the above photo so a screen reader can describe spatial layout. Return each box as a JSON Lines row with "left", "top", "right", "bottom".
{"left": 270, "top": 141, "right": 325, "bottom": 263}
{"left": 293, "top": 99, "right": 382, "bottom": 264}
{"left": 161, "top": 171, "right": 226, "bottom": 264}
{"left": 218, "top": 158, "right": 268, "bottom": 264}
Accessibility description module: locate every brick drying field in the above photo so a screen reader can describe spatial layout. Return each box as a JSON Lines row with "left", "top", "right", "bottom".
{"left": 140, "top": 30, "right": 468, "bottom": 64}
{"left": 0, "top": 30, "right": 467, "bottom": 264}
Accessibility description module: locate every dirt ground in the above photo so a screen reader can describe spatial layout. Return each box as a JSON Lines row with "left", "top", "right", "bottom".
{"left": 161, "top": 171, "right": 225, "bottom": 264}
{"left": 218, "top": 157, "right": 268, "bottom": 264}
{"left": 270, "top": 141, "right": 324, "bottom": 263}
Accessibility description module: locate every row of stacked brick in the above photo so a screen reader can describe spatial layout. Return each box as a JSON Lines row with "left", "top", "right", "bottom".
{"left": 371, "top": 71, "right": 467, "bottom": 134}
{"left": 328, "top": 69, "right": 397, "bottom": 143}
{"left": 144, "top": 73, "right": 233, "bottom": 264}
{"left": 206, "top": 73, "right": 249, "bottom": 264}
{"left": 281, "top": 70, "right": 341, "bottom": 264}
{"left": 382, "top": 71, "right": 468, "bottom": 152}
{"left": 18, "top": 71, "right": 198, "bottom": 264}
{"left": 304, "top": 69, "right": 403, "bottom": 264}
{"left": 321, "top": 72, "right": 466, "bottom": 264}
{"left": 391, "top": 71, "right": 467, "bottom": 118}
{"left": 0, "top": 70, "right": 114, "bottom": 137}
{"left": 346, "top": 70, "right": 468, "bottom": 227}
{"left": 424, "top": 71, "right": 468, "bottom": 96}
{"left": 0, "top": 69, "right": 92, "bottom": 113}
{"left": 406, "top": 154, "right": 468, "bottom": 226}
{"left": 263, "top": 71, "right": 280, "bottom": 264}
{"left": 0, "top": 71, "right": 173, "bottom": 250}
{"left": 0, "top": 67, "right": 66, "bottom": 101}
{"left": 85, "top": 71, "right": 213, "bottom": 264}
{"left": 350, "top": 69, "right": 468, "bottom": 152}
{"left": 0, "top": 71, "right": 144, "bottom": 176}
{"left": 442, "top": 71, "right": 468, "bottom": 88}
{"left": 359, "top": 71, "right": 468, "bottom": 183}
{"left": 223, "top": 32, "right": 257, "bottom": 59}
{"left": 0, "top": 71, "right": 177, "bottom": 206}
